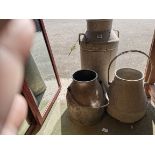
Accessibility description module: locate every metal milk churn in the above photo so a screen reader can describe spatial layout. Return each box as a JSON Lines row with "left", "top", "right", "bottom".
{"left": 79, "top": 19, "right": 119, "bottom": 90}
{"left": 25, "top": 54, "right": 46, "bottom": 97}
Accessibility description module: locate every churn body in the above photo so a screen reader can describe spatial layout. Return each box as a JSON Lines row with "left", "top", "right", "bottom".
{"left": 80, "top": 29, "right": 119, "bottom": 89}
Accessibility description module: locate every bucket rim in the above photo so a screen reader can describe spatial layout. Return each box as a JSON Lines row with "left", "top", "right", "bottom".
{"left": 72, "top": 69, "right": 98, "bottom": 83}
{"left": 115, "top": 68, "right": 144, "bottom": 82}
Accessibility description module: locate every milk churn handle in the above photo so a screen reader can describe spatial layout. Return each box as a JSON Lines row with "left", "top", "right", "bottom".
{"left": 108, "top": 50, "right": 152, "bottom": 84}
{"left": 113, "top": 29, "right": 120, "bottom": 38}
{"left": 79, "top": 33, "right": 87, "bottom": 44}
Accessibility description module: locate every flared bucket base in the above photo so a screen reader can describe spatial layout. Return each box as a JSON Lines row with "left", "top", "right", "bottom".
{"left": 107, "top": 106, "right": 147, "bottom": 123}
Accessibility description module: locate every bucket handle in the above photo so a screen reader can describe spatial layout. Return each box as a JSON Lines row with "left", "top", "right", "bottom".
{"left": 108, "top": 50, "right": 153, "bottom": 85}
{"left": 67, "top": 80, "right": 109, "bottom": 109}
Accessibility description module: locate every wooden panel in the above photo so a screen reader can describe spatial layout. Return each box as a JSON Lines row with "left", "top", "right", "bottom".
{"left": 144, "top": 30, "right": 155, "bottom": 97}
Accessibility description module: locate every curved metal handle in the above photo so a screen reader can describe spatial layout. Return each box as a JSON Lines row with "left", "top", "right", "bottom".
{"left": 79, "top": 33, "right": 87, "bottom": 44}
{"left": 113, "top": 29, "right": 120, "bottom": 38}
{"left": 98, "top": 80, "right": 109, "bottom": 108}
{"left": 108, "top": 50, "right": 152, "bottom": 84}
{"left": 99, "top": 80, "right": 109, "bottom": 101}
{"left": 67, "top": 79, "right": 109, "bottom": 109}
{"left": 98, "top": 102, "right": 109, "bottom": 108}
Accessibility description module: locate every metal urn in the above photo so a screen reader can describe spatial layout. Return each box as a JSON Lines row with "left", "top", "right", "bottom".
{"left": 66, "top": 69, "right": 109, "bottom": 126}
{"left": 79, "top": 19, "right": 119, "bottom": 90}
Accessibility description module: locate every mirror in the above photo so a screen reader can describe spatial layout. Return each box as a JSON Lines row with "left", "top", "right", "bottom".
{"left": 19, "top": 19, "right": 61, "bottom": 135}
{"left": 25, "top": 20, "right": 59, "bottom": 116}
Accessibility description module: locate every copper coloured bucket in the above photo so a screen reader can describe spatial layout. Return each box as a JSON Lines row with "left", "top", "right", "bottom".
{"left": 66, "top": 69, "right": 109, "bottom": 125}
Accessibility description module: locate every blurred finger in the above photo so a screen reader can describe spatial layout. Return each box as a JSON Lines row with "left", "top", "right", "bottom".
{"left": 0, "top": 19, "right": 35, "bottom": 62}
{"left": 1, "top": 94, "right": 27, "bottom": 135}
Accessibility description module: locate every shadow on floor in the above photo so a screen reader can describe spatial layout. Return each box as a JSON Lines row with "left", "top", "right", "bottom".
{"left": 52, "top": 103, "right": 155, "bottom": 135}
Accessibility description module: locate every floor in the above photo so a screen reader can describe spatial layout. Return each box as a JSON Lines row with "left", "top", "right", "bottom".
{"left": 19, "top": 19, "right": 155, "bottom": 135}
{"left": 38, "top": 98, "right": 155, "bottom": 135}
{"left": 36, "top": 78, "right": 155, "bottom": 135}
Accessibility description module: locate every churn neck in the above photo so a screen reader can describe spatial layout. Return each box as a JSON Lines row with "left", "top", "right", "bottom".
{"left": 72, "top": 69, "right": 98, "bottom": 84}
{"left": 86, "top": 19, "right": 113, "bottom": 32}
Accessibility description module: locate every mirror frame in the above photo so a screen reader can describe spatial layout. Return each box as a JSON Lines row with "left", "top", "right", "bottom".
{"left": 22, "top": 19, "right": 61, "bottom": 135}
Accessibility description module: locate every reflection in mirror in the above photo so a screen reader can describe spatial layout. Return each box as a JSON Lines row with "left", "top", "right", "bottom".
{"left": 25, "top": 20, "right": 58, "bottom": 116}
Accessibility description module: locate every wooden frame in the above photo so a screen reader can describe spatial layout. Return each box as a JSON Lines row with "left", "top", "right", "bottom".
{"left": 145, "top": 30, "right": 155, "bottom": 97}
{"left": 22, "top": 19, "right": 61, "bottom": 134}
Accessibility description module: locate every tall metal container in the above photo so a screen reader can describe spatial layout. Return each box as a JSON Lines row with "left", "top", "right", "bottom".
{"left": 79, "top": 19, "right": 119, "bottom": 89}
{"left": 25, "top": 54, "right": 46, "bottom": 97}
